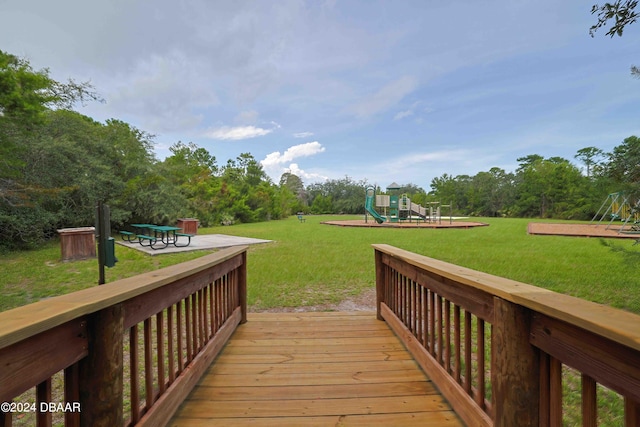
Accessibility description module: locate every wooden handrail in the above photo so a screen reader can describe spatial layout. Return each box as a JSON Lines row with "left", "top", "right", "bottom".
{"left": 0, "top": 245, "right": 248, "bottom": 427}
{"left": 373, "top": 243, "right": 640, "bottom": 427}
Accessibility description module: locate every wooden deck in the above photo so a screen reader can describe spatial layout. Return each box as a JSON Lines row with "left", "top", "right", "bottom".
{"left": 169, "top": 311, "right": 463, "bottom": 426}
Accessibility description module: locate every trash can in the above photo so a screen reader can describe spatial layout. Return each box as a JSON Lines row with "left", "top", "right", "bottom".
{"left": 177, "top": 218, "right": 199, "bottom": 235}
{"left": 57, "top": 227, "right": 96, "bottom": 261}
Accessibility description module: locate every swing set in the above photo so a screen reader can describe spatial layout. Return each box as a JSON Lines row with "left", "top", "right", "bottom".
{"left": 591, "top": 191, "right": 640, "bottom": 232}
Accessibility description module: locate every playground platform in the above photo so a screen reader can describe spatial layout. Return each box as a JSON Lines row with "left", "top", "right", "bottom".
{"left": 321, "top": 219, "right": 489, "bottom": 229}
{"left": 527, "top": 222, "right": 640, "bottom": 239}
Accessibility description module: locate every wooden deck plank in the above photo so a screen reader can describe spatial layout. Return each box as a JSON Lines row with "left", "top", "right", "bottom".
{"left": 177, "top": 395, "right": 452, "bottom": 417}
{"left": 188, "top": 381, "right": 438, "bottom": 400}
{"left": 207, "top": 359, "right": 421, "bottom": 375}
{"left": 198, "top": 369, "right": 430, "bottom": 387}
{"left": 225, "top": 336, "right": 404, "bottom": 347}
{"left": 219, "top": 342, "right": 407, "bottom": 354}
{"left": 213, "top": 350, "right": 413, "bottom": 364}
{"left": 169, "top": 312, "right": 463, "bottom": 426}
{"left": 233, "top": 327, "right": 393, "bottom": 338}
{"left": 169, "top": 411, "right": 462, "bottom": 427}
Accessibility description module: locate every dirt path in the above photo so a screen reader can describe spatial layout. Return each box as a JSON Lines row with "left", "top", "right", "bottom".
{"left": 250, "top": 288, "right": 377, "bottom": 313}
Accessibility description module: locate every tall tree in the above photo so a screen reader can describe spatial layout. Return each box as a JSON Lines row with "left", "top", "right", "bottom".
{"left": 1, "top": 51, "right": 99, "bottom": 193}
{"left": 514, "top": 156, "right": 588, "bottom": 218}
{"left": 279, "top": 172, "right": 306, "bottom": 213}
{"left": 0, "top": 51, "right": 101, "bottom": 248}
{"left": 575, "top": 147, "right": 605, "bottom": 178}
{"left": 607, "top": 136, "right": 640, "bottom": 194}
{"left": 467, "top": 168, "right": 515, "bottom": 217}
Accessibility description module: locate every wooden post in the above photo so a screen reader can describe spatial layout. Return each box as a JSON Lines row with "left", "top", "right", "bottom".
{"left": 492, "top": 297, "right": 540, "bottom": 427}
{"left": 626, "top": 398, "right": 640, "bottom": 427}
{"left": 238, "top": 251, "right": 247, "bottom": 324}
{"left": 97, "top": 203, "right": 105, "bottom": 285}
{"left": 375, "top": 249, "right": 385, "bottom": 321}
{"left": 79, "top": 304, "right": 124, "bottom": 427}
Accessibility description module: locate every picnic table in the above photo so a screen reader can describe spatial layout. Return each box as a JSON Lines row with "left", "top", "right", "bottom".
{"left": 121, "top": 224, "right": 194, "bottom": 250}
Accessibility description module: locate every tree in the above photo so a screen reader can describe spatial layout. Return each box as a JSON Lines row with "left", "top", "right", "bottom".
{"left": 430, "top": 173, "right": 471, "bottom": 213}
{"left": 280, "top": 172, "right": 305, "bottom": 198}
{"left": 218, "top": 153, "right": 278, "bottom": 223}
{"left": 590, "top": 2, "right": 640, "bottom": 77}
{"left": 310, "top": 194, "right": 333, "bottom": 214}
{"left": 161, "top": 142, "right": 218, "bottom": 225}
{"left": 607, "top": 136, "right": 640, "bottom": 194}
{"left": 590, "top": 1, "right": 638, "bottom": 37}
{"left": 575, "top": 147, "right": 605, "bottom": 178}
{"left": 279, "top": 172, "right": 306, "bottom": 213}
{"left": 1, "top": 51, "right": 100, "bottom": 191}
{"left": 306, "top": 176, "right": 367, "bottom": 215}
{"left": 0, "top": 51, "right": 99, "bottom": 121}
{"left": 467, "top": 168, "right": 515, "bottom": 217}
{"left": 0, "top": 51, "right": 103, "bottom": 248}
{"left": 513, "top": 156, "right": 589, "bottom": 218}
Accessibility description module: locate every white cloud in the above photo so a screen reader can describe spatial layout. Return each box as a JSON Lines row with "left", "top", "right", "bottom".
{"left": 286, "top": 163, "right": 329, "bottom": 182}
{"left": 349, "top": 76, "right": 418, "bottom": 119}
{"left": 394, "top": 101, "right": 425, "bottom": 121}
{"left": 293, "top": 131, "right": 314, "bottom": 138}
{"left": 261, "top": 142, "right": 326, "bottom": 182}
{"left": 204, "top": 125, "right": 273, "bottom": 140}
{"left": 393, "top": 109, "right": 413, "bottom": 120}
{"left": 261, "top": 141, "right": 325, "bottom": 167}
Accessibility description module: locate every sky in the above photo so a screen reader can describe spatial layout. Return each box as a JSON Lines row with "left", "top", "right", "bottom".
{"left": 2, "top": 1, "right": 640, "bottom": 190}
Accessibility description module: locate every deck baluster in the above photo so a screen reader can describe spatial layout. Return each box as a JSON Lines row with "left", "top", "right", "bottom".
{"left": 36, "top": 378, "right": 52, "bottom": 426}
{"left": 129, "top": 324, "right": 140, "bottom": 424}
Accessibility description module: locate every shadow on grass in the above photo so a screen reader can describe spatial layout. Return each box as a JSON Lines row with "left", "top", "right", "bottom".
{"left": 599, "top": 238, "right": 640, "bottom": 262}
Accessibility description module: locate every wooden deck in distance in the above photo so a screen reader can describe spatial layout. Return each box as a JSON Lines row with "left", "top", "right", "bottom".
{"left": 170, "top": 311, "right": 463, "bottom": 426}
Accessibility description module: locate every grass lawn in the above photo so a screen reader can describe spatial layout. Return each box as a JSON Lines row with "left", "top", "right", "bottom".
{"left": 1, "top": 215, "right": 639, "bottom": 314}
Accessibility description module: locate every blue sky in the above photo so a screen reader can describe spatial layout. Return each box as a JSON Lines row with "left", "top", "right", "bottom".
{"left": 2, "top": 1, "right": 640, "bottom": 190}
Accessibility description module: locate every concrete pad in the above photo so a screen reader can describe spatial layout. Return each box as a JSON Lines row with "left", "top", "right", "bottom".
{"left": 116, "top": 233, "right": 272, "bottom": 255}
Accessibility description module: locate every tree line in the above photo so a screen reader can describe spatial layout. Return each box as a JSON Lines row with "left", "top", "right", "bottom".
{"left": 428, "top": 143, "right": 639, "bottom": 219}
{"left": 2, "top": 50, "right": 639, "bottom": 251}
{"left": 0, "top": 50, "right": 301, "bottom": 250}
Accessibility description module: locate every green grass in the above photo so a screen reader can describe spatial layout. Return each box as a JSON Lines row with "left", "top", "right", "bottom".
{"left": 211, "top": 215, "right": 640, "bottom": 313}
{"left": 2, "top": 215, "right": 640, "bottom": 314}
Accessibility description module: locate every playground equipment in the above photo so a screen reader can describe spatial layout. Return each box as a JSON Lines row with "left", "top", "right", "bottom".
{"left": 364, "top": 186, "right": 451, "bottom": 224}
{"left": 591, "top": 191, "right": 640, "bottom": 232}
{"left": 365, "top": 186, "right": 385, "bottom": 224}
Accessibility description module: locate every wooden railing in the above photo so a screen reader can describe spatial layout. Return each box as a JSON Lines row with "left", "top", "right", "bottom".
{"left": 0, "top": 246, "right": 247, "bottom": 427}
{"left": 374, "top": 244, "right": 640, "bottom": 427}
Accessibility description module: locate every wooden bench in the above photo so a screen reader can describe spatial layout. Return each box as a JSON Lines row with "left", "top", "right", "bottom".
{"left": 297, "top": 214, "right": 306, "bottom": 223}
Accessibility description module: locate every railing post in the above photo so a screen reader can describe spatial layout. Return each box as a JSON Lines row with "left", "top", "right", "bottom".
{"left": 238, "top": 250, "right": 247, "bottom": 324}
{"left": 626, "top": 398, "right": 640, "bottom": 426}
{"left": 79, "top": 304, "right": 124, "bottom": 427}
{"left": 375, "top": 249, "right": 385, "bottom": 321}
{"left": 492, "top": 297, "right": 540, "bottom": 426}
